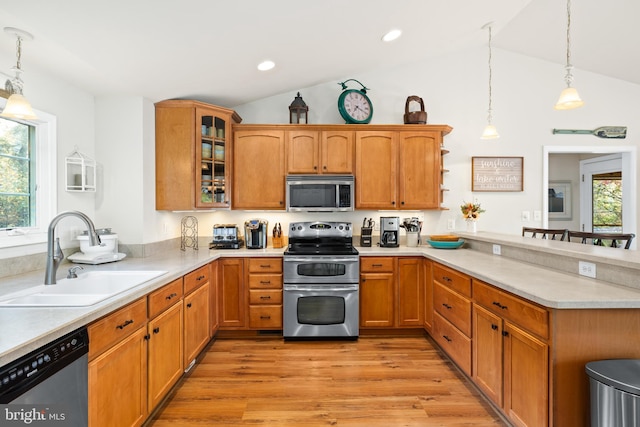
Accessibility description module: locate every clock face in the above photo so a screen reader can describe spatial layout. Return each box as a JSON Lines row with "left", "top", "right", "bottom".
{"left": 338, "top": 89, "right": 373, "bottom": 124}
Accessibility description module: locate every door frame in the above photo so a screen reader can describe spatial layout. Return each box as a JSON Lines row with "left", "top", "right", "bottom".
{"left": 542, "top": 146, "right": 637, "bottom": 249}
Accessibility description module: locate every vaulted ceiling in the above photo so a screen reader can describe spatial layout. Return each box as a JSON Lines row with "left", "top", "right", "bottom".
{"left": 0, "top": 0, "right": 637, "bottom": 107}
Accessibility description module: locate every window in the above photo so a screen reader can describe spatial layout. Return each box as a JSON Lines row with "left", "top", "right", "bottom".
{"left": 0, "top": 99, "right": 57, "bottom": 249}
{"left": 0, "top": 118, "right": 35, "bottom": 228}
{"left": 592, "top": 171, "right": 623, "bottom": 232}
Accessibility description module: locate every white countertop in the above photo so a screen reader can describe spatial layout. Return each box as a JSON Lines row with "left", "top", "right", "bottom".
{"left": 2, "top": 241, "right": 640, "bottom": 366}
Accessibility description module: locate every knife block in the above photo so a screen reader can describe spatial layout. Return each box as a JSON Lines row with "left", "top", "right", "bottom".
{"left": 272, "top": 236, "right": 284, "bottom": 249}
{"left": 360, "top": 227, "right": 372, "bottom": 247}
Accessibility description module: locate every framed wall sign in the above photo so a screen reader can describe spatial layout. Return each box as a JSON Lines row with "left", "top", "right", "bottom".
{"left": 548, "top": 180, "right": 572, "bottom": 220}
{"left": 472, "top": 157, "right": 523, "bottom": 192}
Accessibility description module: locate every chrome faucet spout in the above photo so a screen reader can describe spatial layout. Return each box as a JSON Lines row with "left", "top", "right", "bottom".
{"left": 44, "top": 211, "right": 101, "bottom": 285}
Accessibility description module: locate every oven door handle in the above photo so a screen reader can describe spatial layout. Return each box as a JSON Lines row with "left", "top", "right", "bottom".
{"left": 283, "top": 257, "right": 358, "bottom": 263}
{"left": 284, "top": 284, "right": 359, "bottom": 292}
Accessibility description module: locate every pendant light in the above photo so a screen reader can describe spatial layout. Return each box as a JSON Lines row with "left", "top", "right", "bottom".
{"left": 1, "top": 27, "right": 37, "bottom": 120}
{"left": 554, "top": 0, "right": 584, "bottom": 110}
{"left": 480, "top": 22, "right": 499, "bottom": 139}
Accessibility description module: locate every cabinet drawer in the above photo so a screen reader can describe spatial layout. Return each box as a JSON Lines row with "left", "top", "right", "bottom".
{"left": 361, "top": 257, "right": 394, "bottom": 273}
{"left": 433, "top": 263, "right": 471, "bottom": 297}
{"left": 184, "top": 264, "right": 210, "bottom": 294}
{"left": 248, "top": 273, "right": 283, "bottom": 289}
{"left": 249, "top": 305, "right": 282, "bottom": 329}
{"left": 433, "top": 312, "right": 471, "bottom": 376}
{"left": 88, "top": 298, "right": 147, "bottom": 359}
{"left": 473, "top": 279, "right": 549, "bottom": 340}
{"left": 148, "top": 278, "right": 184, "bottom": 319}
{"left": 249, "top": 289, "right": 283, "bottom": 305}
{"left": 248, "top": 258, "right": 282, "bottom": 273}
{"left": 434, "top": 282, "right": 472, "bottom": 336}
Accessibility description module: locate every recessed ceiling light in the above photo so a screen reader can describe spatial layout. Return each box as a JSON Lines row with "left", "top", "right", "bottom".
{"left": 382, "top": 29, "right": 402, "bottom": 42}
{"left": 257, "top": 60, "right": 275, "bottom": 71}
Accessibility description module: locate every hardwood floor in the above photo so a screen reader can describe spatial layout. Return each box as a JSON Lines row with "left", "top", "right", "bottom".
{"left": 148, "top": 335, "right": 507, "bottom": 426}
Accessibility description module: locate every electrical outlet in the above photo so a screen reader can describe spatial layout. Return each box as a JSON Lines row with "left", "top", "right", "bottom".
{"left": 447, "top": 219, "right": 456, "bottom": 230}
{"left": 521, "top": 211, "right": 531, "bottom": 221}
{"left": 579, "top": 261, "right": 596, "bottom": 278}
{"left": 492, "top": 244, "right": 501, "bottom": 255}
{"left": 533, "top": 210, "right": 542, "bottom": 221}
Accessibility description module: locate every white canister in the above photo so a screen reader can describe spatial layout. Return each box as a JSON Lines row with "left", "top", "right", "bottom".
{"left": 406, "top": 231, "right": 419, "bottom": 247}
{"left": 77, "top": 233, "right": 118, "bottom": 255}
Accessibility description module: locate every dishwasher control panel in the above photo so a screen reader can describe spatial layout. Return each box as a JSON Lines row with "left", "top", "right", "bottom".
{"left": 0, "top": 327, "right": 88, "bottom": 402}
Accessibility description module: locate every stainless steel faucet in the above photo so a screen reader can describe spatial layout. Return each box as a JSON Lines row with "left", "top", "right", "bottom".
{"left": 44, "top": 211, "right": 101, "bottom": 285}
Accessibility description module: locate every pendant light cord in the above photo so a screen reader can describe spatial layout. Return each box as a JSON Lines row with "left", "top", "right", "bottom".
{"left": 486, "top": 25, "right": 494, "bottom": 124}
{"left": 563, "top": 0, "right": 574, "bottom": 87}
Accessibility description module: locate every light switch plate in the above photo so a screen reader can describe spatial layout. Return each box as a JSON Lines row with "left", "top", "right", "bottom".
{"left": 521, "top": 211, "right": 531, "bottom": 221}
{"left": 447, "top": 219, "right": 456, "bottom": 230}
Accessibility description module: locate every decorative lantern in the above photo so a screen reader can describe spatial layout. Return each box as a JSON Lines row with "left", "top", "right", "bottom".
{"left": 289, "top": 92, "right": 308, "bottom": 124}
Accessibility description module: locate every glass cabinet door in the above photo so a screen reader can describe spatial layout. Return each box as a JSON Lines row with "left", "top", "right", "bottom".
{"left": 197, "top": 109, "right": 228, "bottom": 207}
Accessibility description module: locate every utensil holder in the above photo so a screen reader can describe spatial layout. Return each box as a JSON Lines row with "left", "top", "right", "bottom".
{"left": 272, "top": 236, "right": 284, "bottom": 249}
{"left": 406, "top": 231, "right": 419, "bottom": 247}
{"left": 360, "top": 227, "right": 372, "bottom": 247}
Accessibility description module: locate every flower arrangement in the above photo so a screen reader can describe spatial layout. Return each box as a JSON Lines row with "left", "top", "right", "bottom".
{"left": 460, "top": 201, "right": 485, "bottom": 220}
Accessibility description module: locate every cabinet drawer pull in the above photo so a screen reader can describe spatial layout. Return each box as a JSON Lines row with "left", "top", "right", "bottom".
{"left": 492, "top": 301, "right": 508, "bottom": 310}
{"left": 260, "top": 280, "right": 271, "bottom": 284}
{"left": 116, "top": 319, "right": 134, "bottom": 330}
{"left": 442, "top": 335, "right": 452, "bottom": 342}
{"left": 153, "top": 327, "right": 160, "bottom": 334}
{"left": 260, "top": 295, "right": 271, "bottom": 300}
{"left": 260, "top": 315, "right": 271, "bottom": 320}
{"left": 372, "top": 264, "right": 383, "bottom": 267}
{"left": 165, "top": 292, "right": 177, "bottom": 300}
{"left": 187, "top": 302, "right": 193, "bottom": 308}
{"left": 491, "top": 324, "right": 498, "bottom": 331}
{"left": 259, "top": 264, "right": 271, "bottom": 268}
{"left": 442, "top": 276, "right": 452, "bottom": 282}
{"left": 442, "top": 303, "right": 452, "bottom": 310}
{"left": 197, "top": 275, "right": 206, "bottom": 281}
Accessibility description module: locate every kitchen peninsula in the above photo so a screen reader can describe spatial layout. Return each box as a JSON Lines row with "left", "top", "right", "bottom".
{"left": 1, "top": 233, "right": 640, "bottom": 426}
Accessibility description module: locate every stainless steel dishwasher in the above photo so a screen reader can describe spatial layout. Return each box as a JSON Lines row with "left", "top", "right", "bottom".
{"left": 0, "top": 327, "right": 89, "bottom": 426}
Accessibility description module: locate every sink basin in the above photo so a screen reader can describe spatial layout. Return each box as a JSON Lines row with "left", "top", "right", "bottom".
{"left": 0, "top": 270, "right": 168, "bottom": 307}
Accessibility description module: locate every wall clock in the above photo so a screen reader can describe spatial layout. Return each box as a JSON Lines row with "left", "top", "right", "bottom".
{"left": 337, "top": 79, "right": 373, "bottom": 124}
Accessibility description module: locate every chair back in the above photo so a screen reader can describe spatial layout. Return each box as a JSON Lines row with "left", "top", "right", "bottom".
{"left": 522, "top": 227, "right": 569, "bottom": 241}
{"left": 567, "top": 231, "right": 635, "bottom": 249}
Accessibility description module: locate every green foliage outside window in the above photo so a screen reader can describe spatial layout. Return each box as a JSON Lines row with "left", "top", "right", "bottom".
{"left": 593, "top": 178, "right": 622, "bottom": 232}
{"left": 0, "top": 119, "right": 32, "bottom": 229}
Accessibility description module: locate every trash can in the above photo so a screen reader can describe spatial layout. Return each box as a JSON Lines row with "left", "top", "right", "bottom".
{"left": 585, "top": 359, "right": 640, "bottom": 427}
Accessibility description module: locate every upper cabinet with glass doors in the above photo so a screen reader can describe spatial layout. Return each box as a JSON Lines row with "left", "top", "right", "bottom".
{"left": 155, "top": 100, "right": 242, "bottom": 210}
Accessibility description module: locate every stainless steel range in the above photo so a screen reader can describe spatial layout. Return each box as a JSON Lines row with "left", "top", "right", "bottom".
{"left": 283, "top": 221, "right": 359, "bottom": 339}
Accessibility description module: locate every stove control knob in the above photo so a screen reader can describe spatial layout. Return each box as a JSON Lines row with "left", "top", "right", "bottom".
{"left": 297, "top": 226, "right": 302, "bottom": 230}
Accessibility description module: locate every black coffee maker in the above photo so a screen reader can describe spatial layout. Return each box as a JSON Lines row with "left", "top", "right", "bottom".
{"left": 379, "top": 217, "right": 399, "bottom": 247}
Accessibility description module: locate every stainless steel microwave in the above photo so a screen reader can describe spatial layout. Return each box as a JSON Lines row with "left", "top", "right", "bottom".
{"left": 286, "top": 175, "right": 354, "bottom": 212}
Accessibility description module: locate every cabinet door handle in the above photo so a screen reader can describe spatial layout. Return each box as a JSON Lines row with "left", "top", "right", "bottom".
{"left": 187, "top": 302, "right": 193, "bottom": 308}
{"left": 144, "top": 334, "right": 151, "bottom": 341}
{"left": 153, "top": 327, "right": 160, "bottom": 334}
{"left": 391, "top": 201, "right": 396, "bottom": 205}
{"left": 502, "top": 330, "right": 510, "bottom": 337}
{"left": 116, "top": 319, "right": 134, "bottom": 330}
{"left": 491, "top": 324, "right": 498, "bottom": 330}
{"left": 493, "top": 301, "right": 508, "bottom": 310}
{"left": 442, "top": 335, "right": 452, "bottom": 342}
{"left": 442, "top": 303, "right": 452, "bottom": 310}
{"left": 401, "top": 201, "right": 405, "bottom": 205}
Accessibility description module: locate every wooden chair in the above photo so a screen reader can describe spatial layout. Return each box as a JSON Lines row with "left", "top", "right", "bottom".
{"left": 522, "top": 227, "right": 569, "bottom": 241}
{"left": 567, "top": 231, "right": 635, "bottom": 249}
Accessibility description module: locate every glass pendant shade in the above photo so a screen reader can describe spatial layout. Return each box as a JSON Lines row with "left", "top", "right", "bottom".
{"left": 481, "top": 124, "right": 500, "bottom": 139}
{"left": 0, "top": 93, "right": 37, "bottom": 120}
{"left": 554, "top": 86, "right": 584, "bottom": 110}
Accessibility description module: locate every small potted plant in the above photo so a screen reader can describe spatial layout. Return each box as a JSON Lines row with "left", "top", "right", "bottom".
{"left": 460, "top": 201, "right": 485, "bottom": 232}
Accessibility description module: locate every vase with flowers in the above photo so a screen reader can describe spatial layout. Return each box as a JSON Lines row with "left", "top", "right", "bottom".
{"left": 460, "top": 201, "right": 485, "bottom": 232}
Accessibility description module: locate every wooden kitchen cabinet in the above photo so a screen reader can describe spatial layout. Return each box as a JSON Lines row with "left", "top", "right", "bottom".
{"left": 360, "top": 257, "right": 395, "bottom": 328}
{"left": 355, "top": 126, "right": 452, "bottom": 210}
{"left": 472, "top": 279, "right": 549, "bottom": 427}
{"left": 218, "top": 258, "right": 246, "bottom": 328}
{"left": 155, "top": 99, "right": 241, "bottom": 210}
{"left": 147, "top": 300, "right": 183, "bottom": 411}
{"left": 431, "top": 263, "right": 472, "bottom": 375}
{"left": 423, "top": 259, "right": 434, "bottom": 333}
{"left": 286, "top": 128, "right": 354, "bottom": 174}
{"left": 233, "top": 128, "right": 286, "bottom": 209}
{"left": 88, "top": 298, "right": 148, "bottom": 427}
{"left": 360, "top": 257, "right": 424, "bottom": 329}
{"left": 210, "top": 260, "right": 220, "bottom": 335}
{"left": 247, "top": 258, "right": 283, "bottom": 329}
{"left": 184, "top": 280, "right": 210, "bottom": 367}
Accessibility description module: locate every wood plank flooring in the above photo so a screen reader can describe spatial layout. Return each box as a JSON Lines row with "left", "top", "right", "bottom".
{"left": 148, "top": 335, "right": 507, "bottom": 426}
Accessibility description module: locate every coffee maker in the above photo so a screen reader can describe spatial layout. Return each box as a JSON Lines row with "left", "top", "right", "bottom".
{"left": 244, "top": 219, "right": 268, "bottom": 249}
{"left": 379, "top": 217, "right": 399, "bottom": 248}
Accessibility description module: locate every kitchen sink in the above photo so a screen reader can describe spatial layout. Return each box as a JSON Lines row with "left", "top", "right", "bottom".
{"left": 0, "top": 270, "right": 168, "bottom": 307}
